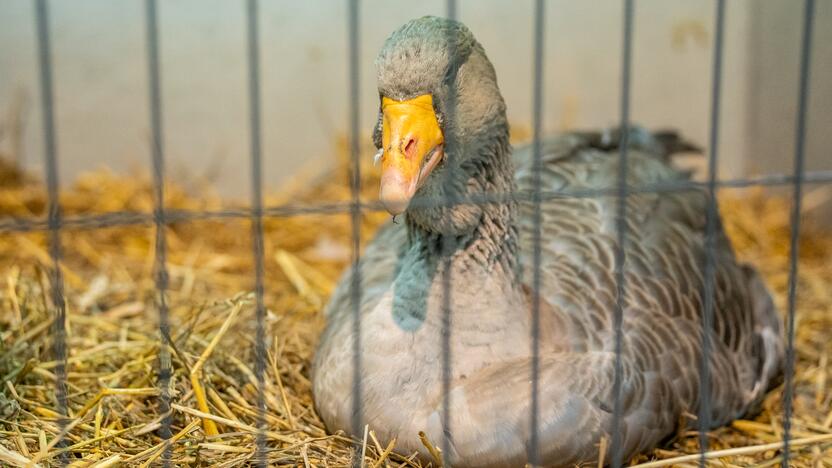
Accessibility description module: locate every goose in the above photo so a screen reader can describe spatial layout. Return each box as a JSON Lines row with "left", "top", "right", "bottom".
{"left": 312, "top": 16, "right": 784, "bottom": 467}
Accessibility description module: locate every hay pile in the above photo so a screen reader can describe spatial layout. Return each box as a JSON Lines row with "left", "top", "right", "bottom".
{"left": 1, "top": 151, "right": 830, "bottom": 467}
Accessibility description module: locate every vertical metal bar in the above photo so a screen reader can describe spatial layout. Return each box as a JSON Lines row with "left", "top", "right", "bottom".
{"left": 144, "top": 0, "right": 172, "bottom": 464}
{"left": 34, "top": 0, "right": 69, "bottom": 461}
{"left": 440, "top": 232, "right": 453, "bottom": 465}
{"left": 610, "top": 0, "right": 634, "bottom": 466}
{"left": 782, "top": 0, "right": 814, "bottom": 465}
{"left": 441, "top": 3, "right": 458, "bottom": 465}
{"left": 529, "top": 0, "right": 545, "bottom": 465}
{"left": 245, "top": 0, "right": 268, "bottom": 465}
{"left": 698, "top": 1, "right": 725, "bottom": 465}
{"left": 346, "top": 0, "right": 364, "bottom": 464}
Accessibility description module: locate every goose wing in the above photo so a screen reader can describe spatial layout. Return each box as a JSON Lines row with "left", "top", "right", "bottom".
{"left": 508, "top": 129, "right": 782, "bottom": 460}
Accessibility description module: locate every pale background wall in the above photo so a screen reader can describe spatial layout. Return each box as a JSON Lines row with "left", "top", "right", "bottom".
{"left": 0, "top": 0, "right": 829, "bottom": 198}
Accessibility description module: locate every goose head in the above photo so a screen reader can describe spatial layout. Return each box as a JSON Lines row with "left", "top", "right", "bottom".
{"left": 374, "top": 16, "right": 511, "bottom": 236}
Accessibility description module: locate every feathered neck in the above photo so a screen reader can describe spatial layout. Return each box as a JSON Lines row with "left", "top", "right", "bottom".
{"left": 404, "top": 126, "right": 517, "bottom": 276}
{"left": 388, "top": 123, "right": 521, "bottom": 332}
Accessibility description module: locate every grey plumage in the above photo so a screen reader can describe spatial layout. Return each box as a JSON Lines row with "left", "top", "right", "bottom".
{"left": 313, "top": 16, "right": 783, "bottom": 467}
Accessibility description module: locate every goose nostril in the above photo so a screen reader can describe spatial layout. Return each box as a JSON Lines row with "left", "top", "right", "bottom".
{"left": 404, "top": 138, "right": 417, "bottom": 160}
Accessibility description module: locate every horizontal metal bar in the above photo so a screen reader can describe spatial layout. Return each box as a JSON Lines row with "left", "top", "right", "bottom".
{"left": 2, "top": 169, "right": 832, "bottom": 235}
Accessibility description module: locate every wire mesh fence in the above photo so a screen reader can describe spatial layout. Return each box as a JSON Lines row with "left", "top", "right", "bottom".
{"left": 1, "top": 0, "right": 826, "bottom": 466}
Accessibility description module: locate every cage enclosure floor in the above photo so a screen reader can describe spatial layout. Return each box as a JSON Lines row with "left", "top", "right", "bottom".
{"left": 1, "top": 155, "right": 831, "bottom": 467}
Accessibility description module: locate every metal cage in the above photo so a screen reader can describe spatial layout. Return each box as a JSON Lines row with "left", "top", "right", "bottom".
{"left": 1, "top": 0, "right": 828, "bottom": 466}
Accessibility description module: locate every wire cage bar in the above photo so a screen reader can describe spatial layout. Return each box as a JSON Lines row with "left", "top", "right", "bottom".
{"left": 243, "top": 0, "right": 270, "bottom": 465}
{"left": 143, "top": 0, "right": 174, "bottom": 464}
{"left": 697, "top": 0, "right": 726, "bottom": 463}
{"left": 347, "top": 0, "right": 365, "bottom": 462}
{"left": 4, "top": 171, "right": 832, "bottom": 236}
{"left": 440, "top": 1, "right": 459, "bottom": 465}
{"left": 33, "top": 1, "right": 69, "bottom": 462}
{"left": 8, "top": 0, "right": 825, "bottom": 465}
{"left": 529, "top": 0, "right": 546, "bottom": 464}
{"left": 782, "top": 0, "right": 816, "bottom": 466}
{"left": 609, "top": 0, "right": 635, "bottom": 464}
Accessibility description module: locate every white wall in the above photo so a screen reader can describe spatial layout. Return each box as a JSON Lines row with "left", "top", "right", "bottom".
{"left": 749, "top": 0, "right": 832, "bottom": 177}
{"left": 0, "top": 0, "right": 828, "bottom": 197}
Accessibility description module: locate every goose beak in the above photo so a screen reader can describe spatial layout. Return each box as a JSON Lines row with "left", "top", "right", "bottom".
{"left": 379, "top": 94, "right": 444, "bottom": 215}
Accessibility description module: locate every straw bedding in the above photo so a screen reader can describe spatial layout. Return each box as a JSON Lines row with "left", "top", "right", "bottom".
{"left": 1, "top": 150, "right": 830, "bottom": 467}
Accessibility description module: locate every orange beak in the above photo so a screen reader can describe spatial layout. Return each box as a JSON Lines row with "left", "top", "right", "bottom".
{"left": 379, "top": 94, "right": 445, "bottom": 215}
